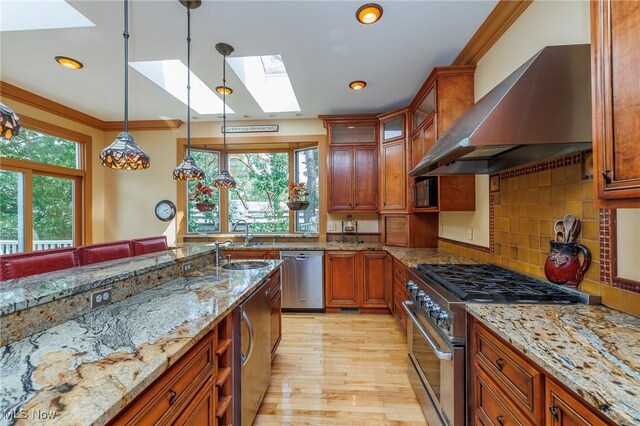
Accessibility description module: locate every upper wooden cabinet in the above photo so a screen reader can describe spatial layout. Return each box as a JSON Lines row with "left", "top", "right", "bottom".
{"left": 591, "top": 0, "right": 640, "bottom": 207}
{"left": 323, "top": 116, "right": 379, "bottom": 212}
{"left": 409, "top": 66, "right": 476, "bottom": 212}
{"left": 379, "top": 109, "right": 410, "bottom": 213}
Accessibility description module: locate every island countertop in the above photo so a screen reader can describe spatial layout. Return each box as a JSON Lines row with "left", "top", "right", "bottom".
{"left": 0, "top": 260, "right": 282, "bottom": 426}
{"left": 466, "top": 304, "right": 640, "bottom": 426}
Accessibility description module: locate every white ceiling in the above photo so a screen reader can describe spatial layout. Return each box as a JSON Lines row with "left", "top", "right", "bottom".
{"left": 0, "top": 0, "right": 497, "bottom": 122}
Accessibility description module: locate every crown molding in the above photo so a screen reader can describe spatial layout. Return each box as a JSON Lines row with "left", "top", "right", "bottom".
{"left": 0, "top": 81, "right": 182, "bottom": 132}
{"left": 452, "top": 0, "right": 533, "bottom": 66}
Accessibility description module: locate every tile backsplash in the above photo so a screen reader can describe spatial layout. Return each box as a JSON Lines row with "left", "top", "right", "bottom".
{"left": 438, "top": 153, "right": 640, "bottom": 316}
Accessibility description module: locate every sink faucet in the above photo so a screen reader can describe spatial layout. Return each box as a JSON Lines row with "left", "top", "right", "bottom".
{"left": 234, "top": 220, "right": 252, "bottom": 245}
{"left": 213, "top": 240, "right": 234, "bottom": 266}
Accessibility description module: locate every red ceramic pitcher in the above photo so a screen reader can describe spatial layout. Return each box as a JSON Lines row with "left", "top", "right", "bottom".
{"left": 544, "top": 241, "right": 592, "bottom": 287}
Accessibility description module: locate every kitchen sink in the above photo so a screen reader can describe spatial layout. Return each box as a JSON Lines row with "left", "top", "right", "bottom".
{"left": 222, "top": 261, "right": 269, "bottom": 270}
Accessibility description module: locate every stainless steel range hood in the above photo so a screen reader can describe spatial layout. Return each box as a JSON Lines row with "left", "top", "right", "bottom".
{"left": 409, "top": 44, "right": 592, "bottom": 177}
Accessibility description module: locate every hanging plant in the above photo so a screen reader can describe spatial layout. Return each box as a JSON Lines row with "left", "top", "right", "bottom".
{"left": 286, "top": 181, "right": 310, "bottom": 211}
{"left": 189, "top": 182, "right": 216, "bottom": 212}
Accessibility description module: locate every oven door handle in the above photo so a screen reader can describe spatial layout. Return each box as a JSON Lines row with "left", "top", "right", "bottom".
{"left": 402, "top": 300, "right": 453, "bottom": 361}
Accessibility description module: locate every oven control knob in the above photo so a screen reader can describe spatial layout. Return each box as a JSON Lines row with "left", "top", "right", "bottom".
{"left": 417, "top": 290, "right": 427, "bottom": 300}
{"left": 406, "top": 281, "right": 417, "bottom": 292}
{"left": 430, "top": 306, "right": 441, "bottom": 317}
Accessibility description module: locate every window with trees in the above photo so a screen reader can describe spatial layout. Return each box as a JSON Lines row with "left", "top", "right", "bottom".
{"left": 0, "top": 124, "right": 88, "bottom": 254}
{"left": 182, "top": 145, "right": 319, "bottom": 235}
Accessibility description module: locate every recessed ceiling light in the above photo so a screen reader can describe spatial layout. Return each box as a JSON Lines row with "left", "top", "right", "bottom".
{"left": 349, "top": 80, "right": 367, "bottom": 91}
{"left": 55, "top": 56, "right": 83, "bottom": 70}
{"left": 216, "top": 86, "right": 233, "bottom": 95}
{"left": 356, "top": 3, "right": 383, "bottom": 25}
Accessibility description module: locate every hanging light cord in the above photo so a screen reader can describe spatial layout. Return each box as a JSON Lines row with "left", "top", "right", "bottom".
{"left": 186, "top": 4, "right": 192, "bottom": 154}
{"left": 123, "top": 0, "right": 130, "bottom": 132}
{"left": 222, "top": 51, "right": 227, "bottom": 159}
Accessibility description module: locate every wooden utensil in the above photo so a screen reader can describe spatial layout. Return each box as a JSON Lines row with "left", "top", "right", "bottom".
{"left": 554, "top": 221, "right": 564, "bottom": 240}
{"left": 562, "top": 214, "right": 576, "bottom": 243}
{"left": 569, "top": 219, "right": 581, "bottom": 242}
{"left": 555, "top": 231, "right": 565, "bottom": 242}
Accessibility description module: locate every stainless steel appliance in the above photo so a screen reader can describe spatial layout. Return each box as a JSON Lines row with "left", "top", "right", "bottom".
{"left": 239, "top": 281, "right": 271, "bottom": 426}
{"left": 413, "top": 177, "right": 438, "bottom": 208}
{"left": 280, "top": 251, "right": 324, "bottom": 310}
{"left": 403, "top": 263, "right": 595, "bottom": 426}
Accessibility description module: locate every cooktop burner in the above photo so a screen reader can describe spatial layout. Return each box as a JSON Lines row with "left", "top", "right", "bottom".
{"left": 416, "top": 264, "right": 583, "bottom": 303}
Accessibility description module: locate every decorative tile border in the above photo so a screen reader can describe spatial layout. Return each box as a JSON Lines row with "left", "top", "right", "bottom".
{"left": 499, "top": 153, "right": 583, "bottom": 179}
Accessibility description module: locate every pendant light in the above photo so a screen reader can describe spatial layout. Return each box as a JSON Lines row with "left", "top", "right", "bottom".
{"left": 0, "top": 103, "right": 21, "bottom": 140}
{"left": 212, "top": 43, "right": 236, "bottom": 189}
{"left": 99, "top": 0, "right": 150, "bottom": 170}
{"left": 173, "top": 0, "right": 205, "bottom": 181}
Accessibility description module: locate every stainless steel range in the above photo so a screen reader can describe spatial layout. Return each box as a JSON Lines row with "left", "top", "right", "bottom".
{"left": 402, "top": 263, "right": 595, "bottom": 426}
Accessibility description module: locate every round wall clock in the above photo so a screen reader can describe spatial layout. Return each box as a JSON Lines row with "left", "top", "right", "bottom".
{"left": 155, "top": 200, "right": 176, "bottom": 222}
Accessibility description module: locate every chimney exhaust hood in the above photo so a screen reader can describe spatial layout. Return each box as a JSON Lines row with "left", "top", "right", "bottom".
{"left": 409, "top": 44, "right": 592, "bottom": 177}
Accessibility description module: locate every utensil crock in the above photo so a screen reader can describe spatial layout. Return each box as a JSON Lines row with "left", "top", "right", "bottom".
{"left": 544, "top": 241, "right": 591, "bottom": 287}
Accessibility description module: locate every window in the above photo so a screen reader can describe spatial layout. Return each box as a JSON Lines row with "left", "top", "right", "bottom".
{"left": 187, "top": 150, "right": 220, "bottom": 234}
{"left": 228, "top": 152, "right": 289, "bottom": 233}
{"left": 294, "top": 147, "right": 319, "bottom": 234}
{"left": 0, "top": 123, "right": 87, "bottom": 254}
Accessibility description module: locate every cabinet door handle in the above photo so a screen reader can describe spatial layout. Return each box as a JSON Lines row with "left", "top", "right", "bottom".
{"left": 549, "top": 403, "right": 559, "bottom": 420}
{"left": 496, "top": 415, "right": 505, "bottom": 425}
{"left": 168, "top": 389, "right": 177, "bottom": 405}
{"left": 603, "top": 170, "right": 612, "bottom": 184}
{"left": 495, "top": 358, "right": 505, "bottom": 371}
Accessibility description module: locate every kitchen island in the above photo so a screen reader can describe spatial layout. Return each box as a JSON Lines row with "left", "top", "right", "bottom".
{"left": 0, "top": 259, "right": 282, "bottom": 425}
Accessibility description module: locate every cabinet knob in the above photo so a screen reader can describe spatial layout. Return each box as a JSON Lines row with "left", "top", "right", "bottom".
{"left": 549, "top": 403, "right": 559, "bottom": 420}
{"left": 602, "top": 170, "right": 612, "bottom": 184}
{"left": 495, "top": 358, "right": 505, "bottom": 371}
{"left": 168, "top": 389, "right": 177, "bottom": 405}
{"left": 496, "top": 415, "right": 505, "bottom": 425}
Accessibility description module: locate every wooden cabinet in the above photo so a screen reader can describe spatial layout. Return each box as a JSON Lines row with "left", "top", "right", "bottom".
{"left": 173, "top": 377, "right": 216, "bottom": 426}
{"left": 265, "top": 270, "right": 282, "bottom": 359}
{"left": 469, "top": 316, "right": 613, "bottom": 426}
{"left": 546, "top": 380, "right": 607, "bottom": 426}
{"left": 408, "top": 66, "right": 476, "bottom": 212}
{"left": 380, "top": 213, "right": 438, "bottom": 248}
{"left": 326, "top": 251, "right": 360, "bottom": 307}
{"left": 391, "top": 258, "right": 409, "bottom": 336}
{"left": 379, "top": 110, "right": 410, "bottom": 213}
{"left": 327, "top": 145, "right": 378, "bottom": 212}
{"left": 591, "top": 0, "right": 640, "bottom": 207}
{"left": 225, "top": 250, "right": 279, "bottom": 260}
{"left": 361, "top": 252, "right": 391, "bottom": 308}
{"left": 325, "top": 251, "right": 391, "bottom": 311}
{"left": 323, "top": 116, "right": 379, "bottom": 212}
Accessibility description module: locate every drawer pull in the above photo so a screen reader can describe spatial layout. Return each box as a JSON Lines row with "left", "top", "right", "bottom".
{"left": 549, "top": 404, "right": 559, "bottom": 420}
{"left": 495, "top": 358, "right": 505, "bottom": 371}
{"left": 168, "top": 389, "right": 177, "bottom": 405}
{"left": 496, "top": 415, "right": 505, "bottom": 425}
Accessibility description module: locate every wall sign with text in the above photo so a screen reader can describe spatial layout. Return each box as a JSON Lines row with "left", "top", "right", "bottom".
{"left": 222, "top": 125, "right": 279, "bottom": 133}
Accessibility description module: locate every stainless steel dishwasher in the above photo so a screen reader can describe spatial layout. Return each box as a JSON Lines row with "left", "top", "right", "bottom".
{"left": 280, "top": 251, "right": 324, "bottom": 311}
{"left": 239, "top": 281, "right": 271, "bottom": 426}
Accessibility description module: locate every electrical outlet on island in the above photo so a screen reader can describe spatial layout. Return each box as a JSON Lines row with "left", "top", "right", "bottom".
{"left": 91, "top": 288, "right": 112, "bottom": 309}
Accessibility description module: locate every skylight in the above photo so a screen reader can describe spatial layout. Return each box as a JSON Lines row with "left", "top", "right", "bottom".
{"left": 0, "top": 0, "right": 95, "bottom": 32}
{"left": 130, "top": 60, "right": 233, "bottom": 115}
{"left": 227, "top": 55, "right": 300, "bottom": 113}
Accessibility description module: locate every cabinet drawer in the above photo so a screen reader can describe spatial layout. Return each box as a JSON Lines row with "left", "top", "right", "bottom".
{"left": 111, "top": 332, "right": 216, "bottom": 425}
{"left": 393, "top": 298, "right": 407, "bottom": 335}
{"left": 475, "top": 368, "right": 530, "bottom": 426}
{"left": 474, "top": 321, "right": 543, "bottom": 424}
{"left": 546, "top": 379, "right": 610, "bottom": 426}
{"left": 393, "top": 258, "right": 407, "bottom": 280}
{"left": 265, "top": 269, "right": 281, "bottom": 301}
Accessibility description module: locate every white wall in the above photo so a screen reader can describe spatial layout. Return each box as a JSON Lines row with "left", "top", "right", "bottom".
{"left": 438, "top": 0, "right": 591, "bottom": 247}
{"left": 617, "top": 209, "right": 640, "bottom": 282}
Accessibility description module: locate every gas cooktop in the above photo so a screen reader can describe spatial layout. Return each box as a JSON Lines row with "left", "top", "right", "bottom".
{"left": 416, "top": 264, "right": 583, "bottom": 303}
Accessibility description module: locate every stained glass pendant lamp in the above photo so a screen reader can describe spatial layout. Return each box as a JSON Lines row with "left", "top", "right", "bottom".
{"left": 0, "top": 103, "right": 21, "bottom": 140}
{"left": 212, "top": 43, "right": 236, "bottom": 189}
{"left": 99, "top": 0, "right": 150, "bottom": 170}
{"left": 173, "top": 0, "right": 205, "bottom": 181}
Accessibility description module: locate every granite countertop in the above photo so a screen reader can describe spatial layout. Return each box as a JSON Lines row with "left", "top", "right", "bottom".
{"left": 466, "top": 304, "right": 640, "bottom": 426}
{"left": 0, "top": 260, "right": 282, "bottom": 426}
{"left": 0, "top": 244, "right": 217, "bottom": 317}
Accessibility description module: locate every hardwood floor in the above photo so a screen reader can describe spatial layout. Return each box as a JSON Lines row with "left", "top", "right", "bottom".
{"left": 254, "top": 313, "right": 428, "bottom": 425}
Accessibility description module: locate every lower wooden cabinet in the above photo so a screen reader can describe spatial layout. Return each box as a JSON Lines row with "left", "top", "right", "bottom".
{"left": 265, "top": 270, "right": 282, "bottom": 359}
{"left": 546, "top": 380, "right": 606, "bottom": 426}
{"left": 391, "top": 258, "right": 409, "bottom": 335}
{"left": 469, "top": 316, "right": 612, "bottom": 426}
{"left": 111, "top": 314, "right": 236, "bottom": 426}
{"left": 225, "top": 250, "right": 279, "bottom": 260}
{"left": 325, "top": 251, "right": 391, "bottom": 311}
